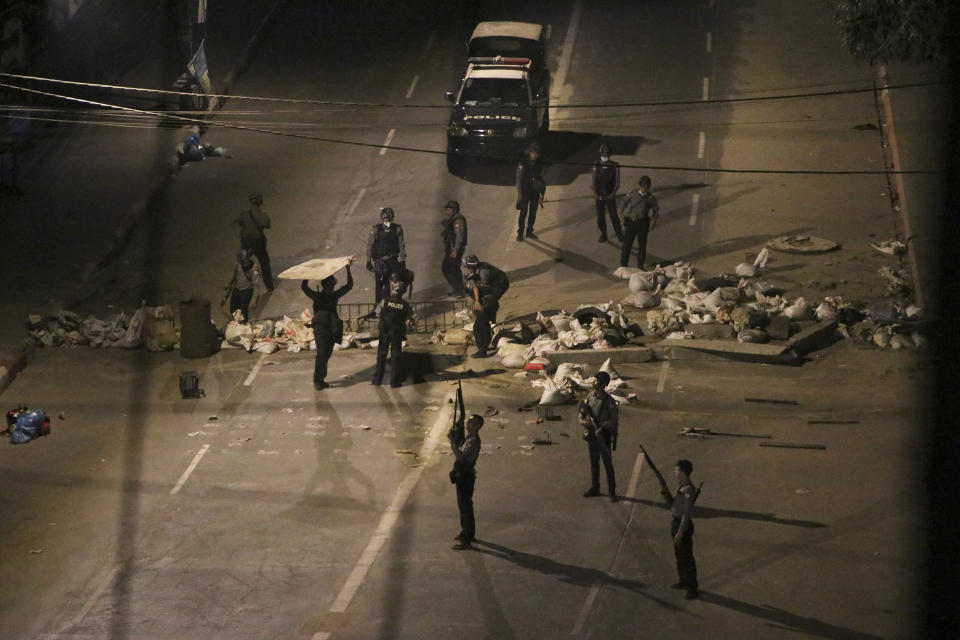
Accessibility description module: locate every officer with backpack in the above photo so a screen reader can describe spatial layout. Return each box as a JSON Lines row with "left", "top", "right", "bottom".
{"left": 591, "top": 144, "right": 623, "bottom": 243}
{"left": 440, "top": 200, "right": 468, "bottom": 297}
{"left": 462, "top": 255, "right": 510, "bottom": 358}
{"left": 366, "top": 207, "right": 407, "bottom": 302}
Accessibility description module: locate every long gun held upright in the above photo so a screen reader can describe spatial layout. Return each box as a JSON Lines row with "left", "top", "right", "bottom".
{"left": 639, "top": 444, "right": 704, "bottom": 505}
{"left": 579, "top": 400, "right": 612, "bottom": 456}
{"left": 449, "top": 378, "right": 465, "bottom": 441}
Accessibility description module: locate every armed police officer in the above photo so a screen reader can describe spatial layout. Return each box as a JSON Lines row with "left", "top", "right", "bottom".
{"left": 462, "top": 255, "right": 510, "bottom": 358}
{"left": 366, "top": 207, "right": 407, "bottom": 303}
{"left": 366, "top": 274, "right": 415, "bottom": 388}
{"left": 591, "top": 144, "right": 623, "bottom": 243}
{"left": 579, "top": 371, "right": 618, "bottom": 502}
{"left": 515, "top": 143, "right": 546, "bottom": 241}
{"left": 234, "top": 192, "right": 274, "bottom": 291}
{"left": 449, "top": 413, "right": 484, "bottom": 550}
{"left": 667, "top": 459, "right": 699, "bottom": 599}
{"left": 440, "top": 200, "right": 468, "bottom": 297}
{"left": 301, "top": 259, "right": 353, "bottom": 390}
{"left": 619, "top": 175, "right": 660, "bottom": 269}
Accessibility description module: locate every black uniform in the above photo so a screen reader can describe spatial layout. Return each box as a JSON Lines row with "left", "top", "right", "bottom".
{"left": 366, "top": 223, "right": 407, "bottom": 302}
{"left": 671, "top": 481, "right": 699, "bottom": 593}
{"left": 583, "top": 390, "right": 618, "bottom": 496}
{"left": 464, "top": 262, "right": 510, "bottom": 354}
{"left": 449, "top": 428, "right": 481, "bottom": 543}
{"left": 235, "top": 202, "right": 274, "bottom": 290}
{"left": 620, "top": 189, "right": 660, "bottom": 269}
{"left": 441, "top": 212, "right": 468, "bottom": 295}
{"left": 515, "top": 157, "right": 546, "bottom": 238}
{"left": 592, "top": 158, "right": 623, "bottom": 241}
{"left": 302, "top": 271, "right": 353, "bottom": 388}
{"left": 371, "top": 293, "right": 414, "bottom": 387}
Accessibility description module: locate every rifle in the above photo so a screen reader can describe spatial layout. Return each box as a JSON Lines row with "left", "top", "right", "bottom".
{"left": 448, "top": 378, "right": 465, "bottom": 441}
{"left": 578, "top": 400, "right": 613, "bottom": 455}
{"left": 638, "top": 444, "right": 704, "bottom": 504}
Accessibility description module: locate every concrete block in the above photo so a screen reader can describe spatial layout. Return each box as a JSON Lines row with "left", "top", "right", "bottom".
{"left": 787, "top": 320, "right": 839, "bottom": 355}
{"left": 683, "top": 323, "right": 736, "bottom": 339}
{"left": 661, "top": 338, "right": 798, "bottom": 365}
{"left": 547, "top": 347, "right": 653, "bottom": 365}
{"left": 766, "top": 314, "right": 791, "bottom": 340}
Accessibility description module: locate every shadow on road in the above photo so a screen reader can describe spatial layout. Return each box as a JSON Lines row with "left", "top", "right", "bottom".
{"left": 622, "top": 497, "right": 825, "bottom": 528}
{"left": 698, "top": 591, "right": 885, "bottom": 640}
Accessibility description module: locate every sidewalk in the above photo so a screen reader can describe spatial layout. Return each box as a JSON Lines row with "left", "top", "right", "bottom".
{"left": 0, "top": 0, "right": 285, "bottom": 393}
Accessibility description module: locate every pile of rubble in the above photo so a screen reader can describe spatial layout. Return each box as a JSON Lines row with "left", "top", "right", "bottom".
{"left": 222, "top": 310, "right": 396, "bottom": 354}
{"left": 27, "top": 306, "right": 178, "bottom": 351}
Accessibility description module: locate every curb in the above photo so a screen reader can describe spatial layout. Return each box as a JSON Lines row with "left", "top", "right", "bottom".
{"left": 2, "top": 0, "right": 288, "bottom": 398}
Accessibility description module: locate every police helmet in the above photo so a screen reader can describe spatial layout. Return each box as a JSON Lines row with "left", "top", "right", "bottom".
{"left": 249, "top": 192, "right": 263, "bottom": 205}
{"left": 598, "top": 143, "right": 610, "bottom": 157}
{"left": 462, "top": 254, "right": 480, "bottom": 269}
{"left": 380, "top": 207, "right": 395, "bottom": 221}
{"left": 389, "top": 273, "right": 407, "bottom": 295}
{"left": 638, "top": 175, "right": 652, "bottom": 188}
{"left": 444, "top": 200, "right": 460, "bottom": 211}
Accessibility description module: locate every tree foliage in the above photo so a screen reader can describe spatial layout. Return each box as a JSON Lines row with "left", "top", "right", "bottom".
{"left": 832, "top": 0, "right": 952, "bottom": 64}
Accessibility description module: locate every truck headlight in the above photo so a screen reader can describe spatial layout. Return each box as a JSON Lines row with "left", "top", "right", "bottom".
{"left": 448, "top": 125, "right": 469, "bottom": 138}
{"left": 513, "top": 126, "right": 529, "bottom": 138}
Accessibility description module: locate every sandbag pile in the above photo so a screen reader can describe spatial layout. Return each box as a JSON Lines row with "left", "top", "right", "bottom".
{"left": 27, "top": 305, "right": 179, "bottom": 351}
{"left": 610, "top": 258, "right": 924, "bottom": 348}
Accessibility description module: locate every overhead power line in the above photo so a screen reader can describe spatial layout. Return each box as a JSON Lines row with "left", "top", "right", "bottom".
{"left": 0, "top": 71, "right": 949, "bottom": 110}
{"left": 0, "top": 81, "right": 943, "bottom": 176}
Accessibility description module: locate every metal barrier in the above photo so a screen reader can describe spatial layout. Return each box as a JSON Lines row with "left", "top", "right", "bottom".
{"left": 338, "top": 298, "right": 470, "bottom": 334}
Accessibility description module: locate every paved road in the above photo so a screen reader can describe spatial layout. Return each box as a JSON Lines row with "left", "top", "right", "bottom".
{"left": 0, "top": 0, "right": 944, "bottom": 638}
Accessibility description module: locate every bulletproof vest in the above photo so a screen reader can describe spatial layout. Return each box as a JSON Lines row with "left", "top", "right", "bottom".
{"left": 441, "top": 214, "right": 467, "bottom": 248}
{"left": 519, "top": 161, "right": 543, "bottom": 194}
{"left": 477, "top": 262, "right": 508, "bottom": 297}
{"left": 595, "top": 161, "right": 617, "bottom": 194}
{"left": 380, "top": 295, "right": 409, "bottom": 335}
{"left": 372, "top": 224, "right": 401, "bottom": 258}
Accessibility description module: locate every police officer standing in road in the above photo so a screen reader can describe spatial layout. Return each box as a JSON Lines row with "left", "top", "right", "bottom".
{"left": 462, "top": 255, "right": 510, "bottom": 358}
{"left": 366, "top": 207, "right": 407, "bottom": 303}
{"left": 619, "top": 175, "right": 660, "bottom": 269}
{"left": 666, "top": 459, "right": 699, "bottom": 599}
{"left": 591, "top": 144, "right": 623, "bottom": 243}
{"left": 234, "top": 193, "right": 274, "bottom": 291}
{"left": 450, "top": 413, "right": 484, "bottom": 550}
{"left": 579, "top": 371, "right": 618, "bottom": 502}
{"left": 440, "top": 200, "right": 468, "bottom": 297}
{"left": 515, "top": 143, "right": 546, "bottom": 241}
{"left": 301, "top": 260, "right": 353, "bottom": 390}
{"left": 367, "top": 274, "right": 415, "bottom": 388}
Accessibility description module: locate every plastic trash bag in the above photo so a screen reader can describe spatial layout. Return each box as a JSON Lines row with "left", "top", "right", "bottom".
{"left": 10, "top": 409, "right": 50, "bottom": 444}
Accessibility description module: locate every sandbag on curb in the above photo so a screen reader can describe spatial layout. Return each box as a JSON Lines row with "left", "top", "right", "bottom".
{"left": 735, "top": 263, "right": 758, "bottom": 277}
{"left": 443, "top": 328, "right": 473, "bottom": 345}
{"left": 501, "top": 350, "right": 529, "bottom": 368}
{"left": 704, "top": 287, "right": 741, "bottom": 311}
{"left": 629, "top": 272, "right": 654, "bottom": 293}
{"left": 621, "top": 291, "right": 660, "bottom": 309}
{"left": 613, "top": 266, "right": 645, "bottom": 279}
{"left": 738, "top": 329, "right": 769, "bottom": 343}
{"left": 539, "top": 376, "right": 567, "bottom": 405}
{"left": 550, "top": 314, "right": 573, "bottom": 332}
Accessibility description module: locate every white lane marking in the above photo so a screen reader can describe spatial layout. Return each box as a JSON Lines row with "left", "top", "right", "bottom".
{"left": 327, "top": 396, "right": 454, "bottom": 614}
{"left": 702, "top": 77, "right": 709, "bottom": 101}
{"left": 312, "top": 634, "right": 331, "bottom": 640}
{"left": 697, "top": 131, "right": 705, "bottom": 159}
{"left": 706, "top": 32, "right": 712, "bottom": 53}
{"left": 571, "top": 583, "right": 601, "bottom": 635}
{"left": 170, "top": 444, "right": 211, "bottom": 495}
{"left": 690, "top": 193, "right": 700, "bottom": 226}
{"left": 572, "top": 453, "right": 646, "bottom": 636}
{"left": 405, "top": 74, "right": 419, "bottom": 99}
{"left": 656, "top": 360, "right": 670, "bottom": 393}
{"left": 378, "top": 128, "right": 396, "bottom": 156}
{"left": 425, "top": 30, "right": 437, "bottom": 50}
{"left": 243, "top": 352, "right": 268, "bottom": 386}
{"left": 66, "top": 565, "right": 118, "bottom": 631}
{"left": 626, "top": 453, "right": 644, "bottom": 502}
{"left": 552, "top": 0, "right": 582, "bottom": 99}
